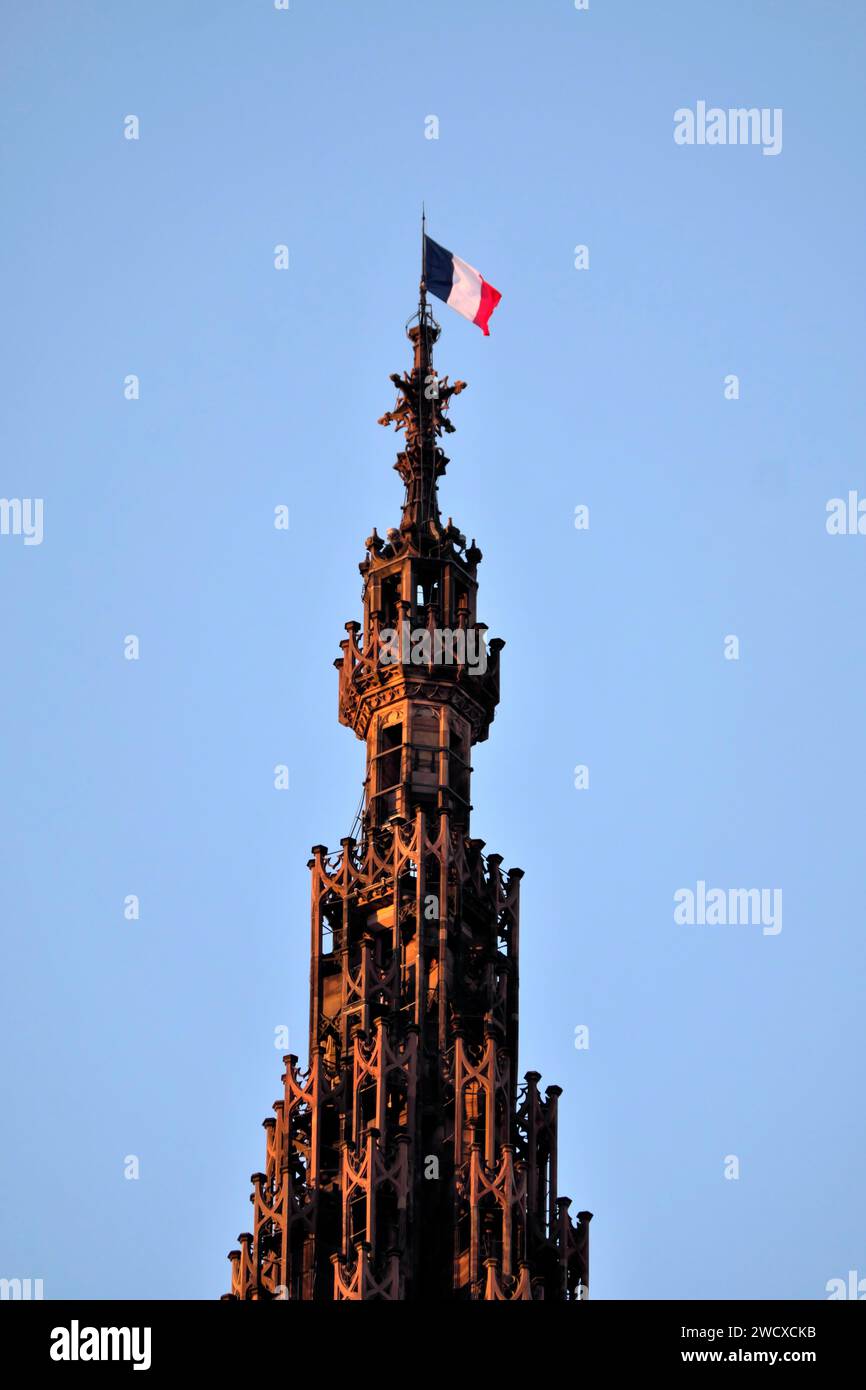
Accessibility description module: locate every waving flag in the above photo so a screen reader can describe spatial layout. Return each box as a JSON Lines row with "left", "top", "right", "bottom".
{"left": 424, "top": 234, "right": 502, "bottom": 336}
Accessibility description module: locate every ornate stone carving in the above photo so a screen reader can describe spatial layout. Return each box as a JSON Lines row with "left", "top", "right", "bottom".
{"left": 225, "top": 308, "right": 592, "bottom": 1302}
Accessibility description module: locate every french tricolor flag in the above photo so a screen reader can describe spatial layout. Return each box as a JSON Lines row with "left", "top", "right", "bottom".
{"left": 424, "top": 235, "right": 502, "bottom": 336}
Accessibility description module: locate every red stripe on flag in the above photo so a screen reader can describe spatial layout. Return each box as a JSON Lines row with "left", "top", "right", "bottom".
{"left": 473, "top": 279, "right": 501, "bottom": 336}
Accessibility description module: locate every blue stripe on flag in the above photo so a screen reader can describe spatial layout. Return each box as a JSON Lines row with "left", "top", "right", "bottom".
{"left": 424, "top": 235, "right": 454, "bottom": 303}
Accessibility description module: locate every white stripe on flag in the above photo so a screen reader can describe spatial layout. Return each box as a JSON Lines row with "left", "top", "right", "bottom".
{"left": 447, "top": 254, "right": 483, "bottom": 323}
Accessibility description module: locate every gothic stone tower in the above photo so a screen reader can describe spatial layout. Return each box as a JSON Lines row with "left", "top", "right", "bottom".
{"left": 225, "top": 304, "right": 591, "bottom": 1302}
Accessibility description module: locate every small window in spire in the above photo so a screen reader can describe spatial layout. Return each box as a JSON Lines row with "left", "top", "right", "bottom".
{"left": 380, "top": 575, "right": 399, "bottom": 624}
{"left": 415, "top": 571, "right": 440, "bottom": 615}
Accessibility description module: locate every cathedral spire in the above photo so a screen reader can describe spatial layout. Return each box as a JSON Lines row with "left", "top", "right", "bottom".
{"left": 225, "top": 300, "right": 592, "bottom": 1303}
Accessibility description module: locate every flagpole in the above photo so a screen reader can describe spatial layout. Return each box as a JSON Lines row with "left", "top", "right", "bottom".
{"left": 420, "top": 202, "right": 427, "bottom": 321}
{"left": 419, "top": 202, "right": 429, "bottom": 528}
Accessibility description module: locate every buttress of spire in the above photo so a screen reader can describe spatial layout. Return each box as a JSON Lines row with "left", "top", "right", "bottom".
{"left": 377, "top": 312, "right": 466, "bottom": 543}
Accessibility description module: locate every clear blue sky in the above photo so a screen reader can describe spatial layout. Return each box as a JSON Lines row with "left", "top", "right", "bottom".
{"left": 1, "top": 0, "right": 864, "bottom": 1300}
